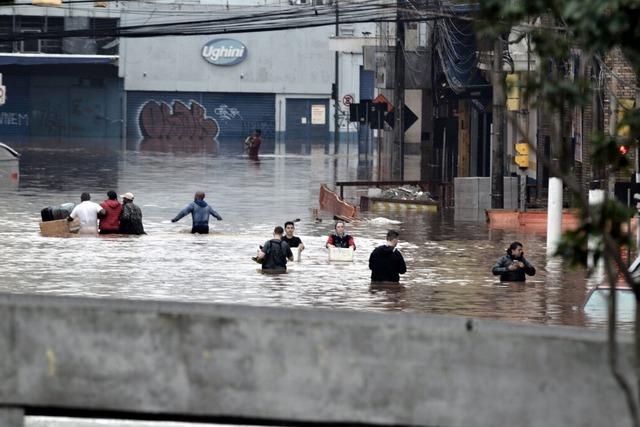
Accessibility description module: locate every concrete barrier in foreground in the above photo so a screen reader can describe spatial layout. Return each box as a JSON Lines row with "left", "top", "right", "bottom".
{"left": 0, "top": 292, "right": 634, "bottom": 426}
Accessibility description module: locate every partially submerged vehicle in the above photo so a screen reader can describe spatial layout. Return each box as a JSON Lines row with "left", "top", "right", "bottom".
{"left": 0, "top": 142, "right": 19, "bottom": 186}
{"left": 583, "top": 257, "right": 639, "bottom": 323}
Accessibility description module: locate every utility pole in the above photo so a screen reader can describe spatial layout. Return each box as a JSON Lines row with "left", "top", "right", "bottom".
{"left": 394, "top": 0, "right": 405, "bottom": 180}
{"left": 333, "top": 0, "right": 340, "bottom": 155}
{"left": 491, "top": 36, "right": 505, "bottom": 208}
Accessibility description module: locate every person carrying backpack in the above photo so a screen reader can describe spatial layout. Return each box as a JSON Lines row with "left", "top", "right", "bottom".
{"left": 256, "top": 226, "right": 293, "bottom": 272}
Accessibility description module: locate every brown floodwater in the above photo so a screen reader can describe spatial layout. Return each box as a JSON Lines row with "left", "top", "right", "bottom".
{"left": 0, "top": 143, "right": 618, "bottom": 331}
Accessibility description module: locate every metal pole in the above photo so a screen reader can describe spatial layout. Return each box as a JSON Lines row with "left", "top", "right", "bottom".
{"left": 394, "top": 0, "right": 405, "bottom": 180}
{"left": 333, "top": 0, "right": 340, "bottom": 155}
{"left": 491, "top": 36, "right": 505, "bottom": 208}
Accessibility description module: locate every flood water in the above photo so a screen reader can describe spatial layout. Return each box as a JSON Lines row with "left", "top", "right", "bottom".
{"left": 0, "top": 143, "right": 617, "bottom": 332}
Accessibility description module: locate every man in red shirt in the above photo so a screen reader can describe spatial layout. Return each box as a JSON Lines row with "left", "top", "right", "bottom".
{"left": 99, "top": 190, "right": 122, "bottom": 234}
{"left": 247, "top": 129, "right": 262, "bottom": 159}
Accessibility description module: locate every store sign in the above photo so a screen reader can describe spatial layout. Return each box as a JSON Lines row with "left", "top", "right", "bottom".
{"left": 202, "top": 39, "right": 247, "bottom": 66}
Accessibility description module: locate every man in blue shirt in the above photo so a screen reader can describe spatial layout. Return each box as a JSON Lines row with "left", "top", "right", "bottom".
{"left": 171, "top": 191, "right": 222, "bottom": 234}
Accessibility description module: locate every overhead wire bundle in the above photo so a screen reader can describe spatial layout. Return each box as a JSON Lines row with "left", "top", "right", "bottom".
{"left": 0, "top": 0, "right": 403, "bottom": 42}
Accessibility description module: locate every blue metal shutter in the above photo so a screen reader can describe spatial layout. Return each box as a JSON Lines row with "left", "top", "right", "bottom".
{"left": 285, "top": 98, "right": 330, "bottom": 153}
{"left": 0, "top": 74, "right": 30, "bottom": 144}
{"left": 126, "top": 91, "right": 275, "bottom": 154}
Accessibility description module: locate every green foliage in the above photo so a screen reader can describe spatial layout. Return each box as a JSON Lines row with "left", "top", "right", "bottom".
{"left": 556, "top": 199, "right": 635, "bottom": 272}
{"left": 477, "top": 0, "right": 640, "bottom": 282}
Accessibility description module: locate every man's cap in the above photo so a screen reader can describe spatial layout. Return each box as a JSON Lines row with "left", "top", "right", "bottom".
{"left": 121, "top": 192, "right": 135, "bottom": 200}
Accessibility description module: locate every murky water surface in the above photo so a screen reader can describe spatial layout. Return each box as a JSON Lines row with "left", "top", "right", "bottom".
{"left": 0, "top": 145, "right": 617, "bottom": 331}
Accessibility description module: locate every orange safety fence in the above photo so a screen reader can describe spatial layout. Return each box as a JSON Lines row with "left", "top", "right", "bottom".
{"left": 319, "top": 184, "right": 358, "bottom": 219}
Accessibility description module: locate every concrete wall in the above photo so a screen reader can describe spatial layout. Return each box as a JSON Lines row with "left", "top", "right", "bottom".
{"left": 0, "top": 293, "right": 634, "bottom": 427}
{"left": 455, "top": 176, "right": 519, "bottom": 220}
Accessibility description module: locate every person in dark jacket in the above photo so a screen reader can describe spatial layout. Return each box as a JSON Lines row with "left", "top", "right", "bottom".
{"left": 369, "top": 230, "right": 407, "bottom": 283}
{"left": 119, "top": 192, "right": 146, "bottom": 235}
{"left": 256, "top": 226, "right": 293, "bottom": 272}
{"left": 171, "top": 191, "right": 222, "bottom": 234}
{"left": 326, "top": 221, "right": 356, "bottom": 250}
{"left": 491, "top": 241, "right": 535, "bottom": 282}
{"left": 99, "top": 190, "right": 122, "bottom": 234}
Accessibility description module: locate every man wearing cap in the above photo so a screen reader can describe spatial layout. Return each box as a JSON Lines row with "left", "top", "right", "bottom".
{"left": 171, "top": 191, "right": 222, "bottom": 234}
{"left": 119, "top": 192, "right": 145, "bottom": 235}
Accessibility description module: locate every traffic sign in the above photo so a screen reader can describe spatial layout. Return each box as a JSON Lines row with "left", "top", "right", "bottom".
{"left": 373, "top": 93, "right": 393, "bottom": 112}
{"left": 0, "top": 85, "right": 6, "bottom": 106}
{"left": 384, "top": 105, "right": 418, "bottom": 132}
{"left": 342, "top": 94, "right": 354, "bottom": 106}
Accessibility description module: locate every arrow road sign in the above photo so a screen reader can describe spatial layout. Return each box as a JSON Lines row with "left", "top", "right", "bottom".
{"left": 384, "top": 104, "right": 418, "bottom": 132}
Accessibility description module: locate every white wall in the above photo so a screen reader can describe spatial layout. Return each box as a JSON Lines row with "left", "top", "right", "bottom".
{"left": 122, "top": 27, "right": 335, "bottom": 94}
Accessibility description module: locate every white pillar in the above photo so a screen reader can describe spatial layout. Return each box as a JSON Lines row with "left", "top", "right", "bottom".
{"left": 588, "top": 189, "right": 605, "bottom": 284}
{"left": 546, "top": 177, "right": 563, "bottom": 256}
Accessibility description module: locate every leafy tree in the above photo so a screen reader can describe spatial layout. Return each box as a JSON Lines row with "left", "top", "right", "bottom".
{"left": 476, "top": 1, "right": 640, "bottom": 424}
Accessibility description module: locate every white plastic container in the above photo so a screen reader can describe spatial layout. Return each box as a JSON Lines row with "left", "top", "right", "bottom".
{"left": 329, "top": 247, "right": 354, "bottom": 262}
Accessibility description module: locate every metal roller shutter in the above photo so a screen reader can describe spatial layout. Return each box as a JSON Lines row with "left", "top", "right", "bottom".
{"left": 0, "top": 74, "right": 30, "bottom": 144}
{"left": 126, "top": 91, "right": 275, "bottom": 154}
{"left": 285, "top": 98, "right": 330, "bottom": 153}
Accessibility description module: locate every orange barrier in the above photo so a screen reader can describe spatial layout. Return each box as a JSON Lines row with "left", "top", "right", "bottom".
{"left": 486, "top": 209, "right": 581, "bottom": 233}
{"left": 319, "top": 184, "right": 358, "bottom": 219}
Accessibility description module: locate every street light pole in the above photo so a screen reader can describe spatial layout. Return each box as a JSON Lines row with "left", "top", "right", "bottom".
{"left": 333, "top": 0, "right": 340, "bottom": 155}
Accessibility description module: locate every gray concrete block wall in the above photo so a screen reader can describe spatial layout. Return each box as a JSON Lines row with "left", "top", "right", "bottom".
{"left": 503, "top": 176, "right": 520, "bottom": 209}
{"left": 455, "top": 177, "right": 519, "bottom": 216}
{"left": 0, "top": 293, "right": 634, "bottom": 427}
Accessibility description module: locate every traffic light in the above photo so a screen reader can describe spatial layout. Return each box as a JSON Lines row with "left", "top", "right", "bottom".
{"left": 619, "top": 144, "right": 630, "bottom": 156}
{"left": 514, "top": 141, "right": 529, "bottom": 168}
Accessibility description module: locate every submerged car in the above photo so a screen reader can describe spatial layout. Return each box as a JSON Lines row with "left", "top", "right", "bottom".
{"left": 0, "top": 142, "right": 19, "bottom": 187}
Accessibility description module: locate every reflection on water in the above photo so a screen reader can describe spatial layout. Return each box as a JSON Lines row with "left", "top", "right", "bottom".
{"left": 0, "top": 144, "right": 621, "bottom": 330}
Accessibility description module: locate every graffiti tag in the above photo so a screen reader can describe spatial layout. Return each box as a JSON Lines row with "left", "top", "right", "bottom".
{"left": 214, "top": 104, "right": 243, "bottom": 121}
{"left": 0, "top": 112, "right": 29, "bottom": 126}
{"left": 139, "top": 100, "right": 220, "bottom": 141}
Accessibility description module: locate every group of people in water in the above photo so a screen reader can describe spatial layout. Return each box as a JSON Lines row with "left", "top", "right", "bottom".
{"left": 64, "top": 190, "right": 535, "bottom": 284}
{"left": 253, "top": 219, "right": 408, "bottom": 283}
{"left": 68, "top": 191, "right": 145, "bottom": 236}
{"left": 63, "top": 190, "right": 410, "bottom": 284}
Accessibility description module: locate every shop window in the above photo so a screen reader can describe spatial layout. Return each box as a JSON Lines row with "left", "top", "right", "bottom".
{"left": 17, "top": 16, "right": 44, "bottom": 53}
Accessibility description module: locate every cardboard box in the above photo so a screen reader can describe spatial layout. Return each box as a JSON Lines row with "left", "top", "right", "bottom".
{"left": 39, "top": 218, "right": 80, "bottom": 237}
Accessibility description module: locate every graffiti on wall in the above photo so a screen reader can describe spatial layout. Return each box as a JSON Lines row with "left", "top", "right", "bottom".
{"left": 213, "top": 104, "right": 243, "bottom": 121}
{"left": 138, "top": 100, "right": 220, "bottom": 153}
{"left": 0, "top": 112, "right": 29, "bottom": 127}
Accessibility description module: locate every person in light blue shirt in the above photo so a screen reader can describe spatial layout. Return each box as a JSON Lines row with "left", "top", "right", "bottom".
{"left": 171, "top": 191, "right": 222, "bottom": 234}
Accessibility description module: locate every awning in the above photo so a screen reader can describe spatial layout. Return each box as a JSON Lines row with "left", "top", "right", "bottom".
{"left": 0, "top": 54, "right": 118, "bottom": 66}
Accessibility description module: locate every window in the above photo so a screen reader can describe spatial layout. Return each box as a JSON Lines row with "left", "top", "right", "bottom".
{"left": 41, "top": 17, "right": 63, "bottom": 53}
{"left": 90, "top": 17, "right": 119, "bottom": 55}
{"left": 0, "top": 16, "right": 13, "bottom": 52}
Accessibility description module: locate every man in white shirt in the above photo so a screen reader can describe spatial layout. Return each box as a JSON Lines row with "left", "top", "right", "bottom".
{"left": 68, "top": 192, "right": 105, "bottom": 235}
